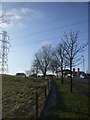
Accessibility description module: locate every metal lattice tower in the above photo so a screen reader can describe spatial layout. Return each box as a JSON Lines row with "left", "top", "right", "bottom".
{"left": 0, "top": 31, "right": 11, "bottom": 74}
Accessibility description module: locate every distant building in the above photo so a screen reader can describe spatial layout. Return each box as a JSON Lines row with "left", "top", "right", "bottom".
{"left": 16, "top": 73, "right": 26, "bottom": 77}
{"left": 57, "top": 68, "right": 85, "bottom": 78}
{"left": 56, "top": 69, "right": 71, "bottom": 78}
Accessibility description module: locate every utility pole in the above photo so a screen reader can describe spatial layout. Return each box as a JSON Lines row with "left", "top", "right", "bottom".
{"left": 82, "top": 55, "right": 85, "bottom": 73}
{"left": 0, "top": 31, "right": 11, "bottom": 74}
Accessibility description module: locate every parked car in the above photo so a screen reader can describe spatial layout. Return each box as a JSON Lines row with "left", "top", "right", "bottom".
{"left": 16, "top": 73, "right": 26, "bottom": 77}
{"left": 80, "top": 74, "right": 84, "bottom": 79}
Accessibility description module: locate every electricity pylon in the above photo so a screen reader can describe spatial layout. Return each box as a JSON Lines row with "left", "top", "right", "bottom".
{"left": 0, "top": 31, "right": 11, "bottom": 74}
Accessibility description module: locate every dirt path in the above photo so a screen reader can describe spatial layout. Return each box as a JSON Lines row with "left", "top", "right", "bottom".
{"left": 42, "top": 80, "right": 56, "bottom": 118}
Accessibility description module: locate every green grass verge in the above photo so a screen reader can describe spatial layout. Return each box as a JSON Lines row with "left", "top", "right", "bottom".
{"left": 44, "top": 80, "right": 89, "bottom": 119}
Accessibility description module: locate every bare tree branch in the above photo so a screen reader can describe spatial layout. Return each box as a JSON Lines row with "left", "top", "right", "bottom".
{"left": 33, "top": 44, "right": 53, "bottom": 78}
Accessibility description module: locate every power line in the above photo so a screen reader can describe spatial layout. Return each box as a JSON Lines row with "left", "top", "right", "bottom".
{"left": 10, "top": 30, "right": 88, "bottom": 48}
{"left": 10, "top": 19, "right": 88, "bottom": 41}
{"left": 11, "top": 36, "right": 88, "bottom": 49}
{"left": 11, "top": 36, "right": 58, "bottom": 48}
{"left": 9, "top": 11, "right": 85, "bottom": 35}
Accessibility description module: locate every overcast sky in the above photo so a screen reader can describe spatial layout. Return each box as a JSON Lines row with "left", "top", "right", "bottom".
{"left": 0, "top": 2, "right": 88, "bottom": 75}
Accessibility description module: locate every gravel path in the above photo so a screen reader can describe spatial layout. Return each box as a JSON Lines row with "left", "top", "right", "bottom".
{"left": 42, "top": 81, "right": 56, "bottom": 118}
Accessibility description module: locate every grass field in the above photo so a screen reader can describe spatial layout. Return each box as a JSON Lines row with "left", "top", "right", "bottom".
{"left": 2, "top": 74, "right": 50, "bottom": 119}
{"left": 43, "top": 79, "right": 89, "bottom": 119}
{"left": 2, "top": 75, "right": 90, "bottom": 119}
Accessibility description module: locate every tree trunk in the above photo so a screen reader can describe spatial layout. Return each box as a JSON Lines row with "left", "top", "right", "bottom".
{"left": 70, "top": 59, "right": 72, "bottom": 93}
{"left": 61, "top": 67, "right": 63, "bottom": 84}
{"left": 52, "top": 70, "right": 54, "bottom": 76}
{"left": 43, "top": 68, "right": 47, "bottom": 79}
{"left": 61, "top": 59, "right": 63, "bottom": 84}
{"left": 43, "top": 72, "right": 46, "bottom": 79}
{"left": 56, "top": 68, "right": 58, "bottom": 80}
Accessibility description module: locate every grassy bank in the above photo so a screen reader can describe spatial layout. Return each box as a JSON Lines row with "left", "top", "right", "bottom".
{"left": 2, "top": 74, "right": 50, "bottom": 118}
{"left": 44, "top": 79, "right": 89, "bottom": 119}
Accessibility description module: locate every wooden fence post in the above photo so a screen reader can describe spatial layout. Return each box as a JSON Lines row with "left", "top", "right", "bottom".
{"left": 45, "top": 85, "right": 47, "bottom": 99}
{"left": 48, "top": 82, "right": 49, "bottom": 93}
{"left": 36, "top": 91, "right": 38, "bottom": 120}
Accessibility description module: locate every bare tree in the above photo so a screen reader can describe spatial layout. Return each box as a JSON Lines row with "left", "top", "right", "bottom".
{"left": 0, "top": 9, "right": 12, "bottom": 25}
{"left": 55, "top": 42, "right": 66, "bottom": 84}
{"left": 63, "top": 31, "right": 87, "bottom": 93}
{"left": 34, "top": 44, "right": 52, "bottom": 78}
{"left": 30, "top": 58, "right": 39, "bottom": 77}
{"left": 50, "top": 56, "right": 59, "bottom": 78}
